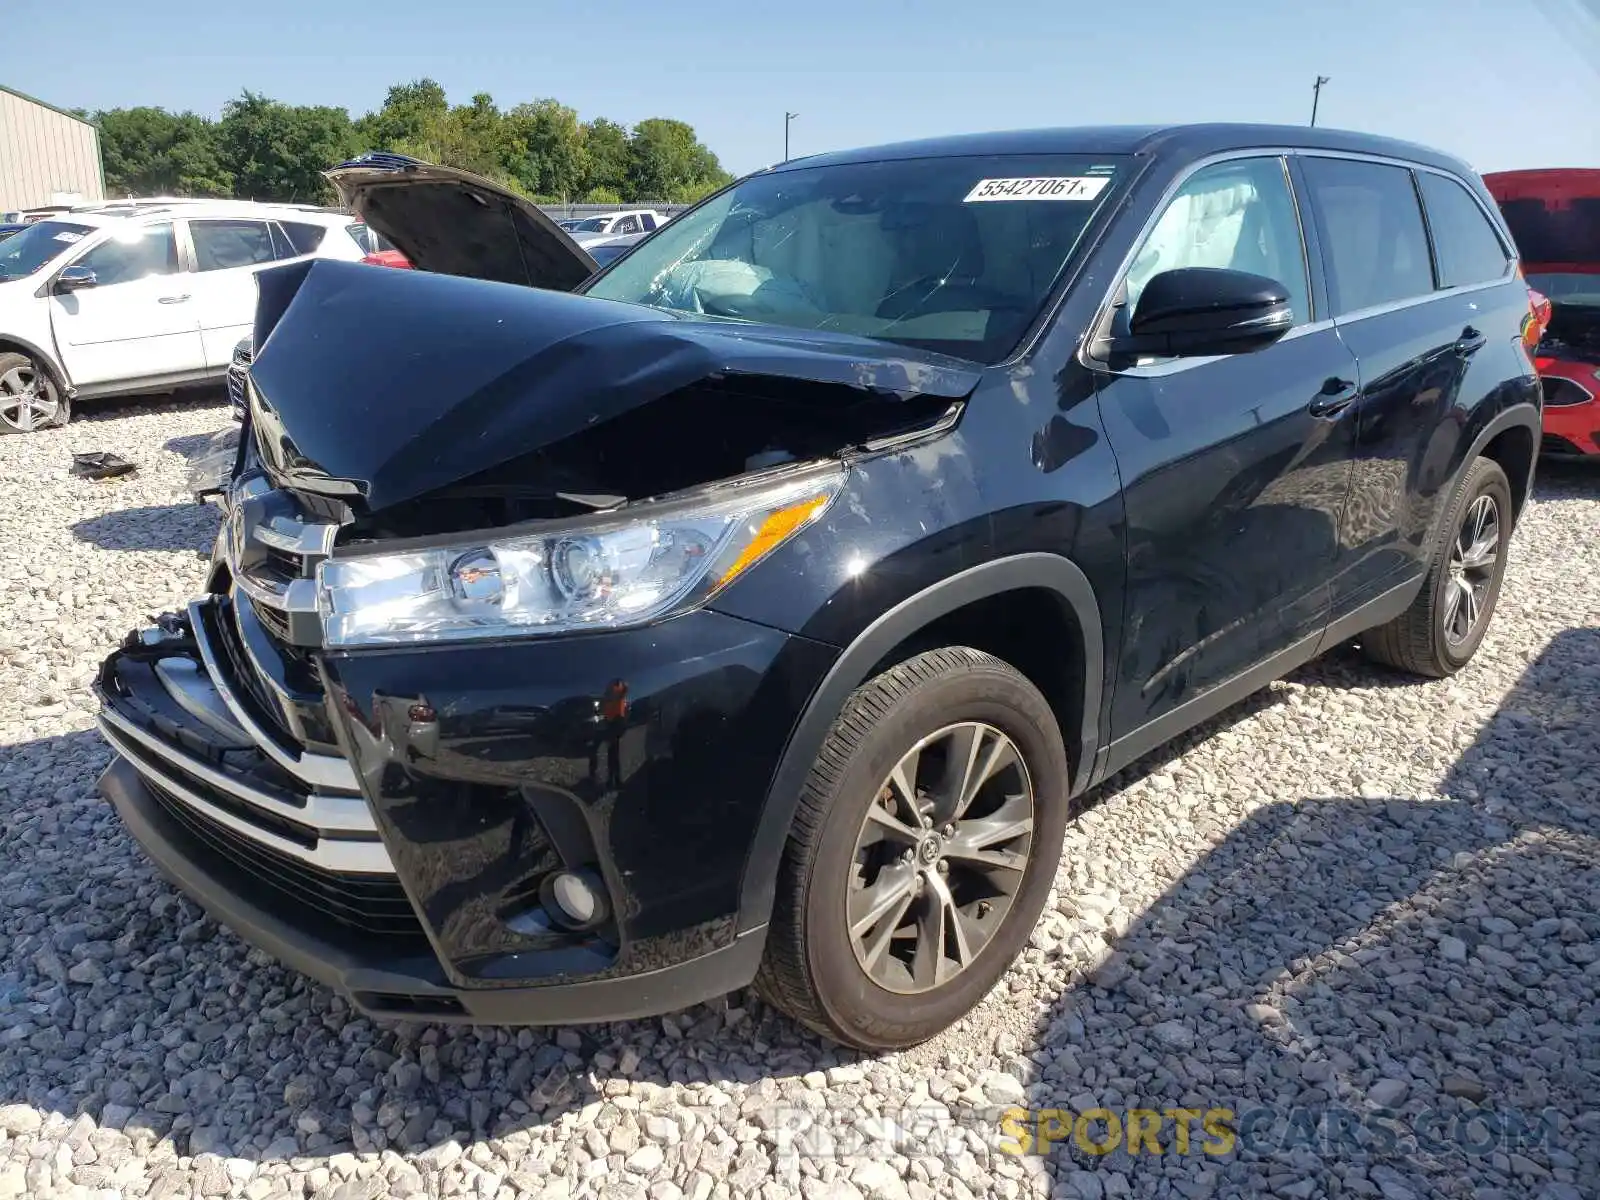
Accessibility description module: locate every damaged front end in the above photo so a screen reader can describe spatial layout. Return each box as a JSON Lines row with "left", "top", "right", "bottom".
{"left": 94, "top": 256, "right": 971, "bottom": 1020}
{"left": 242, "top": 257, "right": 974, "bottom": 530}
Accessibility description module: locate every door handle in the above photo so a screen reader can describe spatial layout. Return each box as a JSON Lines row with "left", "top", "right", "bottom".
{"left": 1308, "top": 377, "right": 1358, "bottom": 419}
{"left": 157, "top": 294, "right": 191, "bottom": 304}
{"left": 1455, "top": 326, "right": 1486, "bottom": 355}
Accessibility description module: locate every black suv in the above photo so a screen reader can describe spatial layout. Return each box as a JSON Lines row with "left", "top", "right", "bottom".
{"left": 95, "top": 128, "right": 1541, "bottom": 1051}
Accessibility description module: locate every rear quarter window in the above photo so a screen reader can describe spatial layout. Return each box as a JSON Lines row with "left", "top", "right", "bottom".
{"left": 1418, "top": 173, "right": 1511, "bottom": 288}
{"left": 280, "top": 221, "right": 329, "bottom": 255}
{"left": 1302, "top": 158, "right": 1434, "bottom": 315}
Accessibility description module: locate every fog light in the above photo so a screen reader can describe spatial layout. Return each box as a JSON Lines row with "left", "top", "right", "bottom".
{"left": 540, "top": 868, "right": 610, "bottom": 931}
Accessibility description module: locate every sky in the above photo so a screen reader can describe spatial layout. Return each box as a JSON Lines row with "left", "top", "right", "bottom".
{"left": 7, "top": 0, "right": 1599, "bottom": 178}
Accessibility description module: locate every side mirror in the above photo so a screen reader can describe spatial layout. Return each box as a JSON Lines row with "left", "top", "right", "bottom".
{"left": 55, "top": 265, "right": 98, "bottom": 294}
{"left": 1111, "top": 267, "right": 1293, "bottom": 359}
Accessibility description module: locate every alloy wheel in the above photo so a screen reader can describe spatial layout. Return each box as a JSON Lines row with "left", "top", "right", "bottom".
{"left": 847, "top": 721, "right": 1035, "bottom": 994}
{"left": 0, "top": 362, "right": 59, "bottom": 433}
{"left": 1443, "top": 493, "right": 1500, "bottom": 646}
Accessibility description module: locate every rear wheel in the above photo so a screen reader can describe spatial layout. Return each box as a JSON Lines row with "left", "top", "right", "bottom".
{"left": 1362, "top": 456, "right": 1512, "bottom": 677}
{"left": 0, "top": 352, "right": 69, "bottom": 434}
{"left": 756, "top": 647, "right": 1070, "bottom": 1050}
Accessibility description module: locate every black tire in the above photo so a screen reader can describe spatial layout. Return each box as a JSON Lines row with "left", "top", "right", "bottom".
{"left": 755, "top": 647, "right": 1070, "bottom": 1050}
{"left": 0, "top": 351, "right": 69, "bottom": 434}
{"left": 1362, "top": 456, "right": 1512, "bottom": 677}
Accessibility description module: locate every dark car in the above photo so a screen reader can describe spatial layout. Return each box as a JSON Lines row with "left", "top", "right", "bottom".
{"left": 93, "top": 127, "right": 1541, "bottom": 1050}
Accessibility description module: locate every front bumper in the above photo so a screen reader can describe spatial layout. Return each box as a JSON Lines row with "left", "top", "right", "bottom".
{"left": 101, "top": 755, "right": 765, "bottom": 1022}
{"left": 94, "top": 599, "right": 835, "bottom": 1023}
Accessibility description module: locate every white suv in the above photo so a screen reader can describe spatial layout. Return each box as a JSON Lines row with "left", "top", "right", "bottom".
{"left": 0, "top": 200, "right": 377, "bottom": 433}
{"left": 565, "top": 209, "right": 666, "bottom": 245}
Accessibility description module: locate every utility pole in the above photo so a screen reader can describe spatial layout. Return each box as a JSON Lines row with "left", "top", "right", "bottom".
{"left": 784, "top": 112, "right": 799, "bottom": 162}
{"left": 1310, "top": 76, "right": 1331, "bottom": 127}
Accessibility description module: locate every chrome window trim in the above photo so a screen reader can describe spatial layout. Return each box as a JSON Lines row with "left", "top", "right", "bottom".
{"left": 1078, "top": 145, "right": 1519, "bottom": 381}
{"left": 1298, "top": 152, "right": 1517, "bottom": 296}
{"left": 1326, "top": 276, "right": 1507, "bottom": 328}
{"left": 1112, "top": 317, "right": 1339, "bottom": 380}
{"left": 188, "top": 598, "right": 360, "bottom": 791}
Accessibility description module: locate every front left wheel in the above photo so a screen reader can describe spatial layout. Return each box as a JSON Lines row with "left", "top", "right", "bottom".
{"left": 756, "top": 647, "right": 1070, "bottom": 1050}
{"left": 0, "top": 352, "right": 69, "bottom": 434}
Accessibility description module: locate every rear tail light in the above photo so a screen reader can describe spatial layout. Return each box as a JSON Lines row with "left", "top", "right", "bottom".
{"left": 1524, "top": 284, "right": 1552, "bottom": 354}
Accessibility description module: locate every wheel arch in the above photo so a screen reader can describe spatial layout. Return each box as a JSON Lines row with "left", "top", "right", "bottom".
{"left": 0, "top": 335, "right": 71, "bottom": 397}
{"left": 1475, "top": 414, "right": 1537, "bottom": 522}
{"left": 736, "top": 552, "right": 1105, "bottom": 933}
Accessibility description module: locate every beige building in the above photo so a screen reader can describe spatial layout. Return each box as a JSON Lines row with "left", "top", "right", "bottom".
{"left": 0, "top": 84, "right": 104, "bottom": 213}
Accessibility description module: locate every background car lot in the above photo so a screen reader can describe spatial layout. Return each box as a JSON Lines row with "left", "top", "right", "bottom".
{"left": 0, "top": 397, "right": 1594, "bottom": 1198}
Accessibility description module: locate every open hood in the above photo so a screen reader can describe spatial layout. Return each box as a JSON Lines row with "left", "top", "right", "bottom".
{"left": 245, "top": 258, "right": 979, "bottom": 522}
{"left": 325, "top": 154, "right": 598, "bottom": 291}
{"left": 1543, "top": 299, "right": 1600, "bottom": 358}
{"left": 1484, "top": 168, "right": 1600, "bottom": 275}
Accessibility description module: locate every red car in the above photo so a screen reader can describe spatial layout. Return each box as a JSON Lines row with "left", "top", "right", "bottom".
{"left": 1485, "top": 169, "right": 1600, "bottom": 457}
{"left": 347, "top": 222, "right": 413, "bottom": 270}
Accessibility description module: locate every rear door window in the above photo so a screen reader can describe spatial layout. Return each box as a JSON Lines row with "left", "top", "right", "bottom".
{"left": 1301, "top": 158, "right": 1434, "bottom": 315}
{"left": 189, "top": 220, "right": 275, "bottom": 272}
{"left": 1418, "top": 173, "right": 1511, "bottom": 289}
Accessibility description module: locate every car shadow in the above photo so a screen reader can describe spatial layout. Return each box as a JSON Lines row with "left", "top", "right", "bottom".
{"left": 1025, "top": 626, "right": 1600, "bottom": 1197}
{"left": 69, "top": 502, "right": 219, "bottom": 554}
{"left": 163, "top": 430, "right": 226, "bottom": 459}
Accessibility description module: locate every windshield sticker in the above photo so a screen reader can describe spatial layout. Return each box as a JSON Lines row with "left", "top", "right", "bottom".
{"left": 964, "top": 177, "right": 1110, "bottom": 203}
{"left": 53, "top": 231, "right": 85, "bottom": 243}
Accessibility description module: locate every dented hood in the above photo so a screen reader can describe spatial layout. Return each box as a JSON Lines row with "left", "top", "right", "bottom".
{"left": 325, "top": 154, "right": 597, "bottom": 290}
{"left": 246, "top": 258, "right": 981, "bottom": 513}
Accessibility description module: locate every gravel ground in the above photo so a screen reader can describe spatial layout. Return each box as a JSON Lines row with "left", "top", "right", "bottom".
{"left": 0, "top": 395, "right": 1596, "bottom": 1200}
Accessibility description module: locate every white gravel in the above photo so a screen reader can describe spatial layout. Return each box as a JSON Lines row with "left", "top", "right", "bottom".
{"left": 0, "top": 395, "right": 1596, "bottom": 1200}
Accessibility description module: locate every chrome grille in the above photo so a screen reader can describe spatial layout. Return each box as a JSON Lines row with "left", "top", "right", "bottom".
{"left": 99, "top": 465, "right": 401, "bottom": 894}
{"left": 222, "top": 476, "right": 341, "bottom": 648}
{"left": 96, "top": 633, "right": 390, "bottom": 875}
{"left": 188, "top": 599, "right": 356, "bottom": 793}
{"left": 226, "top": 343, "right": 251, "bottom": 419}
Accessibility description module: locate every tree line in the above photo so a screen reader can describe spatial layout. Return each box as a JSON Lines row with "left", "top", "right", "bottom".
{"left": 92, "top": 80, "right": 733, "bottom": 207}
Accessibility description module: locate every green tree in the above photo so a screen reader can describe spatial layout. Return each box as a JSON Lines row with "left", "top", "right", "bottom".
{"left": 581, "top": 118, "right": 632, "bottom": 195}
{"left": 219, "top": 92, "right": 361, "bottom": 203}
{"left": 96, "top": 108, "right": 232, "bottom": 197}
{"left": 626, "top": 118, "right": 728, "bottom": 202}
{"left": 583, "top": 186, "right": 623, "bottom": 205}
{"left": 355, "top": 78, "right": 448, "bottom": 153}
{"left": 505, "top": 100, "right": 587, "bottom": 200}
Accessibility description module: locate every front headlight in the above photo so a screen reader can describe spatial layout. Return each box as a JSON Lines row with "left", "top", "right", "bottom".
{"left": 317, "top": 464, "right": 844, "bottom": 647}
